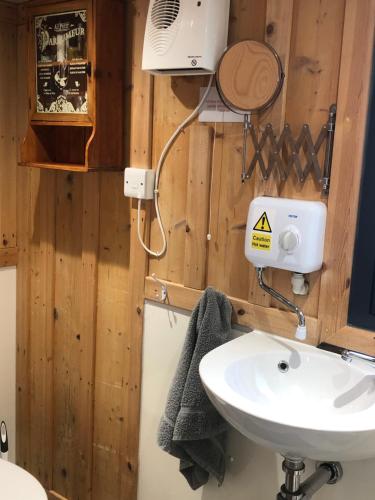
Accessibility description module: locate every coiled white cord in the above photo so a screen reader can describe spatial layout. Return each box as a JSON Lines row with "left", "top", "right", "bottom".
{"left": 137, "top": 73, "right": 215, "bottom": 257}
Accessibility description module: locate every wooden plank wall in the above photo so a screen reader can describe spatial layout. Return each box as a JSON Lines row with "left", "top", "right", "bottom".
{"left": 15, "top": 0, "right": 373, "bottom": 499}
{"left": 148, "top": 0, "right": 346, "bottom": 332}
{"left": 16, "top": 0, "right": 152, "bottom": 499}
{"left": 0, "top": 1, "right": 17, "bottom": 267}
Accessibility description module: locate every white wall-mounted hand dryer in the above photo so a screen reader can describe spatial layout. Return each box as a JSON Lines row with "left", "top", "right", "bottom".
{"left": 142, "top": 0, "right": 230, "bottom": 76}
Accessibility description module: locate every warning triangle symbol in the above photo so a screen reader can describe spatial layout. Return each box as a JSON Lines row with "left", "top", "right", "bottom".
{"left": 253, "top": 212, "right": 272, "bottom": 233}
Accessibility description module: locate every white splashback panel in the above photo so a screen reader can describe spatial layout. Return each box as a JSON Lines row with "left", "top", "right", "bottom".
{"left": 138, "top": 301, "right": 280, "bottom": 500}
{"left": 0, "top": 268, "right": 16, "bottom": 462}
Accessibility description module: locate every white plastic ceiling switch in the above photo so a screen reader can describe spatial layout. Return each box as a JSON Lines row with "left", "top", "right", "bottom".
{"left": 245, "top": 196, "right": 327, "bottom": 273}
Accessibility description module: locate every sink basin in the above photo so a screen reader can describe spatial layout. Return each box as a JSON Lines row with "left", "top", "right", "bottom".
{"left": 199, "top": 331, "right": 375, "bottom": 461}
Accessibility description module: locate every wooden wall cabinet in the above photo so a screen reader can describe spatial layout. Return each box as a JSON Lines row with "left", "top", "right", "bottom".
{"left": 20, "top": 0, "right": 125, "bottom": 172}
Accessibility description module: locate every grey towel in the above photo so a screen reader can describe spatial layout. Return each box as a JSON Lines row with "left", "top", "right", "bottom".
{"left": 158, "top": 287, "right": 232, "bottom": 490}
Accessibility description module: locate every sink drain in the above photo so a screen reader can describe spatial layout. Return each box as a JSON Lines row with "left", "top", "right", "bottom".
{"left": 278, "top": 360, "right": 289, "bottom": 373}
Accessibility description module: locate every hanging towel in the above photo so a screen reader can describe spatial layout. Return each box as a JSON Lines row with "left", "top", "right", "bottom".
{"left": 158, "top": 287, "right": 232, "bottom": 490}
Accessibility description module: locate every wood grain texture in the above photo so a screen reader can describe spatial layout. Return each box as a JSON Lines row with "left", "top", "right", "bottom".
{"left": 266, "top": 0, "right": 346, "bottom": 319}
{"left": 145, "top": 277, "right": 321, "bottom": 346}
{"left": 0, "top": 247, "right": 17, "bottom": 267}
{"left": 206, "top": 0, "right": 266, "bottom": 300}
{"left": 0, "top": 1, "right": 17, "bottom": 23}
{"left": 52, "top": 172, "right": 99, "bottom": 498}
{"left": 217, "top": 40, "right": 282, "bottom": 112}
{"left": 28, "top": 169, "right": 55, "bottom": 488}
{"left": 15, "top": 1, "right": 375, "bottom": 500}
{"left": 183, "top": 125, "right": 213, "bottom": 289}
{"left": 149, "top": 0, "right": 346, "bottom": 321}
{"left": 16, "top": 165, "right": 32, "bottom": 472}
{"left": 91, "top": 172, "right": 131, "bottom": 500}
{"left": 0, "top": 7, "right": 17, "bottom": 251}
{"left": 262, "top": 0, "right": 294, "bottom": 135}
{"left": 16, "top": 15, "right": 31, "bottom": 473}
{"left": 319, "top": 0, "right": 375, "bottom": 350}
{"left": 119, "top": 1, "right": 153, "bottom": 497}
{"left": 17, "top": 2, "right": 153, "bottom": 499}
{"left": 149, "top": 76, "right": 205, "bottom": 282}
{"left": 248, "top": 0, "right": 294, "bottom": 306}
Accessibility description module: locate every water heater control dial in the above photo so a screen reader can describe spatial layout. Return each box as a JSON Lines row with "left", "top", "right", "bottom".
{"left": 279, "top": 229, "right": 299, "bottom": 253}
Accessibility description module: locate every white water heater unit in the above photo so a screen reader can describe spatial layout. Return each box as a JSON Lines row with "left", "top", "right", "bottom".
{"left": 142, "top": 0, "right": 230, "bottom": 76}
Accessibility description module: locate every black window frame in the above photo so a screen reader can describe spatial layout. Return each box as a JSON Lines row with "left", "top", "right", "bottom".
{"left": 348, "top": 53, "right": 375, "bottom": 331}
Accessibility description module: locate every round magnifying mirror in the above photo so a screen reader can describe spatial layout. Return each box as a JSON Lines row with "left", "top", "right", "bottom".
{"left": 217, "top": 39, "right": 284, "bottom": 115}
{"left": 217, "top": 40, "right": 284, "bottom": 181}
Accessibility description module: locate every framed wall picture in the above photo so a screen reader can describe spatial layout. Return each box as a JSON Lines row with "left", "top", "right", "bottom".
{"left": 28, "top": 0, "right": 94, "bottom": 124}
{"left": 35, "top": 10, "right": 88, "bottom": 114}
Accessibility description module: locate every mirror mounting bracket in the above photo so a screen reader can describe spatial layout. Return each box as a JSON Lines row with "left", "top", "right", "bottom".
{"left": 243, "top": 105, "right": 337, "bottom": 195}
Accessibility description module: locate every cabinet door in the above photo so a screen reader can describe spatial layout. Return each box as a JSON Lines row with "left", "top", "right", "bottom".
{"left": 28, "top": 0, "right": 94, "bottom": 124}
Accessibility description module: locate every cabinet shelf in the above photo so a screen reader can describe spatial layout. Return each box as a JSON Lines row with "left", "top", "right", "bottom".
{"left": 21, "top": 0, "right": 125, "bottom": 172}
{"left": 23, "top": 162, "right": 87, "bottom": 172}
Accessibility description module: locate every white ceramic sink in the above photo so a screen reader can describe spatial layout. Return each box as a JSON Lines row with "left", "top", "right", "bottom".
{"left": 200, "top": 331, "right": 375, "bottom": 461}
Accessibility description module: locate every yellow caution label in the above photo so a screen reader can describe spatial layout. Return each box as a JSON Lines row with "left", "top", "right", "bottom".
{"left": 251, "top": 231, "right": 272, "bottom": 251}
{"left": 253, "top": 212, "right": 272, "bottom": 233}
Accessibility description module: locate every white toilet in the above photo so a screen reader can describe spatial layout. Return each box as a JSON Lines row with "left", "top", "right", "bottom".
{"left": 0, "top": 459, "right": 47, "bottom": 499}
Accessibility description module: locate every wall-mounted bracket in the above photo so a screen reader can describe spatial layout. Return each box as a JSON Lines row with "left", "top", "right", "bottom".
{"left": 243, "top": 105, "right": 337, "bottom": 194}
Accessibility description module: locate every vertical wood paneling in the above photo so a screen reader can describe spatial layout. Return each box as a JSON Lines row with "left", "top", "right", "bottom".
{"left": 206, "top": 0, "right": 267, "bottom": 300}
{"left": 52, "top": 172, "right": 99, "bottom": 498}
{"left": 262, "top": 0, "right": 294, "bottom": 136}
{"left": 16, "top": 165, "right": 31, "bottom": 470}
{"left": 183, "top": 125, "right": 213, "bottom": 289}
{"left": 16, "top": 1, "right": 372, "bottom": 499}
{"left": 29, "top": 169, "right": 55, "bottom": 487}
{"left": 283, "top": 0, "right": 346, "bottom": 198}
{"left": 319, "top": 0, "right": 375, "bottom": 338}
{"left": 270, "top": 0, "right": 346, "bottom": 319}
{"left": 120, "top": 0, "right": 153, "bottom": 497}
{"left": 248, "top": 0, "right": 295, "bottom": 307}
{"left": 53, "top": 172, "right": 83, "bottom": 497}
{"left": 149, "top": 76, "right": 205, "bottom": 282}
{"left": 206, "top": 123, "right": 255, "bottom": 299}
{"left": 16, "top": 7, "right": 30, "bottom": 473}
{"left": 0, "top": 15, "right": 17, "bottom": 251}
{"left": 146, "top": 0, "right": 347, "bottom": 320}
{"left": 228, "top": 0, "right": 267, "bottom": 42}
{"left": 17, "top": 0, "right": 153, "bottom": 498}
{"left": 92, "top": 172, "right": 131, "bottom": 500}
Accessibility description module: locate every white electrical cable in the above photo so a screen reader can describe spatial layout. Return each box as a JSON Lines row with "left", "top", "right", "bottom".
{"left": 137, "top": 73, "right": 215, "bottom": 257}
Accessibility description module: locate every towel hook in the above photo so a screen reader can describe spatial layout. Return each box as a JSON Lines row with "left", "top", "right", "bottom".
{"left": 151, "top": 273, "right": 168, "bottom": 303}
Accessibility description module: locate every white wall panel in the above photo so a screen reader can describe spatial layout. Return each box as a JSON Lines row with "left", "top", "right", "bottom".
{"left": 0, "top": 267, "right": 16, "bottom": 462}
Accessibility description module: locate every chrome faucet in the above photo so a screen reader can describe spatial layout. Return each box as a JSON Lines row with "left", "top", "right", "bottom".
{"left": 256, "top": 267, "right": 307, "bottom": 341}
{"left": 341, "top": 350, "right": 375, "bottom": 366}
